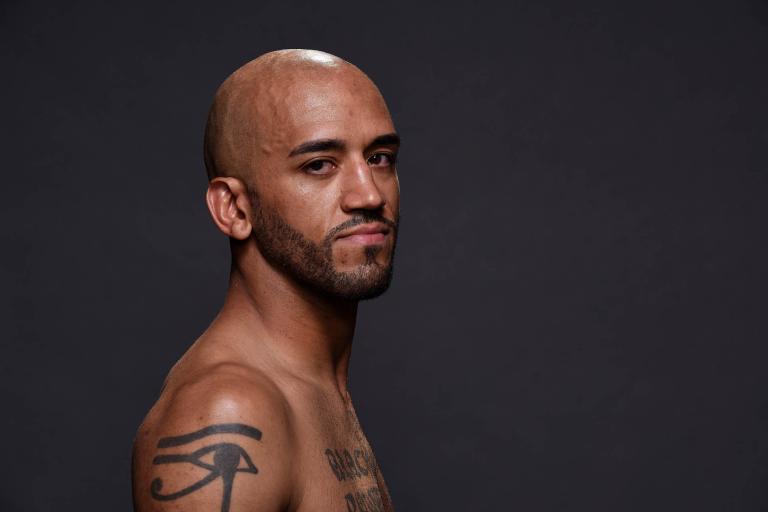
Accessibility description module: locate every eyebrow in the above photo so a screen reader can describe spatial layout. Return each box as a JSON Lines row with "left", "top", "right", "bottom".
{"left": 287, "top": 132, "right": 400, "bottom": 158}
{"left": 365, "top": 133, "right": 400, "bottom": 152}
{"left": 288, "top": 138, "right": 346, "bottom": 157}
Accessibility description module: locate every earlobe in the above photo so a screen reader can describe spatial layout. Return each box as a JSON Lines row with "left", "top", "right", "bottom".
{"left": 205, "top": 178, "right": 253, "bottom": 240}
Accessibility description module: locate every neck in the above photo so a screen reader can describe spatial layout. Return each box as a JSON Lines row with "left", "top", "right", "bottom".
{"left": 212, "top": 246, "right": 358, "bottom": 395}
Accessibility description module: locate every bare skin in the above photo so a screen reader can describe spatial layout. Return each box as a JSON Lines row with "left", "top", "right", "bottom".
{"left": 132, "top": 49, "right": 400, "bottom": 512}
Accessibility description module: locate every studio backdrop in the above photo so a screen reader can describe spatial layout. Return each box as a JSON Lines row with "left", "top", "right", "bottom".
{"left": 1, "top": 1, "right": 767, "bottom": 510}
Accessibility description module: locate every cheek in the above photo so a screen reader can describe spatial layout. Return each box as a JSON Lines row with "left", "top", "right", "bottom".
{"left": 381, "top": 175, "right": 400, "bottom": 216}
{"left": 272, "top": 179, "right": 339, "bottom": 241}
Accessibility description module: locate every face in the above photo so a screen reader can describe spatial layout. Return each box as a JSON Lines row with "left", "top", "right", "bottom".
{"left": 245, "top": 69, "right": 400, "bottom": 300}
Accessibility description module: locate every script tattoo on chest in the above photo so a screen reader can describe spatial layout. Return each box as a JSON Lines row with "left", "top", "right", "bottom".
{"left": 344, "top": 487, "right": 385, "bottom": 512}
{"left": 150, "top": 423, "right": 262, "bottom": 512}
{"left": 324, "top": 446, "right": 378, "bottom": 481}
{"left": 325, "top": 447, "right": 386, "bottom": 511}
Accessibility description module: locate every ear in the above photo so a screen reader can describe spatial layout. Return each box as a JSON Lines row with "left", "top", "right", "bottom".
{"left": 205, "top": 177, "right": 253, "bottom": 240}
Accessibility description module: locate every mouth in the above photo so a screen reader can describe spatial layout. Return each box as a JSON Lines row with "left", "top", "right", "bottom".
{"left": 335, "top": 222, "right": 391, "bottom": 245}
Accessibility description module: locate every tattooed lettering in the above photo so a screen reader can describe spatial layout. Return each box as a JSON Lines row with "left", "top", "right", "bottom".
{"left": 324, "top": 447, "right": 378, "bottom": 481}
{"left": 151, "top": 423, "right": 262, "bottom": 512}
{"left": 345, "top": 487, "right": 385, "bottom": 512}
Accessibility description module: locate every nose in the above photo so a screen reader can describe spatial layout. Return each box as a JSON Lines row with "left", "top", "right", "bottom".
{"left": 340, "top": 158, "right": 386, "bottom": 213}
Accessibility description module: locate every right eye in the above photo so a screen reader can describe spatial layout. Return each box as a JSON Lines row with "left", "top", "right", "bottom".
{"left": 304, "top": 159, "right": 335, "bottom": 175}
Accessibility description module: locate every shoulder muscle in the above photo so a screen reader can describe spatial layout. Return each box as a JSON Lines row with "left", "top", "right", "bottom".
{"left": 133, "top": 364, "right": 295, "bottom": 512}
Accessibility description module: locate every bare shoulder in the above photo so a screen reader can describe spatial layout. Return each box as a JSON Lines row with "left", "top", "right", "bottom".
{"left": 132, "top": 362, "right": 296, "bottom": 512}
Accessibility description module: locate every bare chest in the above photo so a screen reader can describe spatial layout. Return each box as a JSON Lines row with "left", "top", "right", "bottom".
{"left": 290, "top": 400, "right": 394, "bottom": 512}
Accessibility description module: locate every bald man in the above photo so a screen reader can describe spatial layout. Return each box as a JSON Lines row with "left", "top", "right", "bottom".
{"left": 132, "top": 50, "right": 400, "bottom": 512}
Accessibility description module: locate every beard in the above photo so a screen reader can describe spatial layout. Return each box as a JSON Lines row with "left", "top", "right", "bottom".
{"left": 249, "top": 196, "right": 398, "bottom": 301}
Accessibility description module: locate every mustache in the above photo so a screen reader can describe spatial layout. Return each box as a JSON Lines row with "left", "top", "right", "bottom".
{"left": 325, "top": 212, "right": 398, "bottom": 241}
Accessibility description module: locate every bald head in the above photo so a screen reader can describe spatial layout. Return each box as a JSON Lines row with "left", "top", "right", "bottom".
{"left": 203, "top": 49, "right": 390, "bottom": 181}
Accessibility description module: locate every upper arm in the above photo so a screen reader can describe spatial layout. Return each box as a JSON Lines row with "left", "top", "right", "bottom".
{"left": 132, "top": 368, "right": 295, "bottom": 512}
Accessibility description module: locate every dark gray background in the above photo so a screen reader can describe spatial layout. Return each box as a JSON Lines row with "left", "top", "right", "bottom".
{"left": 1, "top": 0, "right": 767, "bottom": 510}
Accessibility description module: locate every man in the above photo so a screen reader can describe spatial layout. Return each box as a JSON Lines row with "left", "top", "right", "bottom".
{"left": 132, "top": 49, "right": 400, "bottom": 512}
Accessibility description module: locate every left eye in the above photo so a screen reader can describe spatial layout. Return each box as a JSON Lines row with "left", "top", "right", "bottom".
{"left": 368, "top": 153, "right": 394, "bottom": 166}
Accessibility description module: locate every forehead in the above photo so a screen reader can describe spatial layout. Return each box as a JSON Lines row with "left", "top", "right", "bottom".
{"left": 255, "top": 72, "right": 394, "bottom": 152}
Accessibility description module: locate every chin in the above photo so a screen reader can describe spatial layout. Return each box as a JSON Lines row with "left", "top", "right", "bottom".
{"left": 320, "top": 261, "right": 394, "bottom": 301}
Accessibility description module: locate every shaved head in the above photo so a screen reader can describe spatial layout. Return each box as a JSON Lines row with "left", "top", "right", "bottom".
{"left": 203, "top": 49, "right": 389, "bottom": 181}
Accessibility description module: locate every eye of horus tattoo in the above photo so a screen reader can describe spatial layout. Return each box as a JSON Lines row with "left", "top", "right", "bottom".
{"left": 151, "top": 423, "right": 262, "bottom": 512}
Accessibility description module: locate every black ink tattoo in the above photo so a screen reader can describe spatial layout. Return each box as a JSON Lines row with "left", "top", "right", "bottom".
{"left": 151, "top": 423, "right": 262, "bottom": 512}
{"left": 157, "top": 423, "right": 263, "bottom": 448}
{"left": 325, "top": 447, "right": 378, "bottom": 481}
{"left": 345, "top": 487, "right": 385, "bottom": 512}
